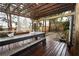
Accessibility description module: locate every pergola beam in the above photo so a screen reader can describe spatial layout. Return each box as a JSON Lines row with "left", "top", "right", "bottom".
{"left": 36, "top": 5, "right": 72, "bottom": 18}
{"left": 0, "top": 3, "right": 75, "bottom": 19}
{"left": 12, "top": 4, "right": 21, "bottom": 13}
{"left": 34, "top": 4, "right": 74, "bottom": 18}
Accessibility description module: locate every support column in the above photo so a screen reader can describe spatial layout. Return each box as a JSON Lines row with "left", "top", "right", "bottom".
{"left": 68, "top": 15, "right": 74, "bottom": 46}
{"left": 7, "top": 13, "right": 12, "bottom": 31}
{"left": 37, "top": 20, "right": 39, "bottom": 32}
{"left": 45, "top": 20, "right": 46, "bottom": 33}
{"left": 42, "top": 19, "right": 44, "bottom": 32}
{"left": 16, "top": 16, "right": 21, "bottom": 32}
{"left": 32, "top": 20, "right": 34, "bottom": 32}
{"left": 7, "top": 14, "right": 9, "bottom": 30}
{"left": 49, "top": 20, "right": 51, "bottom": 32}
{"left": 16, "top": 9, "right": 21, "bottom": 32}
{"left": 9, "top": 13, "right": 12, "bottom": 30}
{"left": 75, "top": 3, "right": 79, "bottom": 55}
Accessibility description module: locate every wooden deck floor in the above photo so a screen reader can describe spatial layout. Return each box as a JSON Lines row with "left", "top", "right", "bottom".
{"left": 12, "top": 34, "right": 70, "bottom": 56}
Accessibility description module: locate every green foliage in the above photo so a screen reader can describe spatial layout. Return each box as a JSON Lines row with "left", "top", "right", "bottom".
{"left": 62, "top": 21, "right": 69, "bottom": 31}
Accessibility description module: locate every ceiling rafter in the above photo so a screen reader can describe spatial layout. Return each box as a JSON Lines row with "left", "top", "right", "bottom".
{"left": 28, "top": 3, "right": 48, "bottom": 10}
{"left": 34, "top": 4, "right": 74, "bottom": 19}
{"left": 20, "top": 3, "right": 47, "bottom": 16}
{"left": 34, "top": 4, "right": 73, "bottom": 16}
{"left": 31, "top": 4, "right": 65, "bottom": 18}
{"left": 34, "top": 3, "right": 57, "bottom": 12}
{"left": 41, "top": 4, "right": 74, "bottom": 16}
{"left": 5, "top": 4, "right": 11, "bottom": 10}
{"left": 35, "top": 4, "right": 66, "bottom": 16}
{"left": 11, "top": 4, "right": 21, "bottom": 13}
{"left": 0, "top": 3, "right": 75, "bottom": 19}
{"left": 18, "top": 4, "right": 35, "bottom": 16}
{"left": 29, "top": 4, "right": 57, "bottom": 17}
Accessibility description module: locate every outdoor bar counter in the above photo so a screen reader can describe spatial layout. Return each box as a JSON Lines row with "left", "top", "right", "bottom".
{"left": 0, "top": 32, "right": 46, "bottom": 56}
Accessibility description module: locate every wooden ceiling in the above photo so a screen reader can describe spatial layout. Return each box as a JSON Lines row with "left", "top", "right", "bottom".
{"left": 0, "top": 3, "right": 75, "bottom": 19}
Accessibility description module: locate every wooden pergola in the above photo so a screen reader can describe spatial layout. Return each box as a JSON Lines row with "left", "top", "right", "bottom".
{"left": 0, "top": 3, "right": 75, "bottom": 31}
{"left": 0, "top": 3, "right": 75, "bottom": 19}
{"left": 0, "top": 3, "right": 78, "bottom": 56}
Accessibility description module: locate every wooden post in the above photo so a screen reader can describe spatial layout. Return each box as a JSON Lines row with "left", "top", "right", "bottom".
{"left": 45, "top": 20, "right": 46, "bottom": 33}
{"left": 42, "top": 33, "right": 46, "bottom": 46}
{"left": 7, "top": 14, "right": 9, "bottom": 29}
{"left": 16, "top": 9, "right": 21, "bottom": 32}
{"left": 9, "top": 13, "right": 12, "bottom": 30}
{"left": 32, "top": 20, "right": 34, "bottom": 32}
{"left": 6, "top": 5, "right": 12, "bottom": 31}
{"left": 49, "top": 20, "right": 51, "bottom": 32}
{"left": 75, "top": 3, "right": 79, "bottom": 55}
{"left": 68, "top": 15, "right": 74, "bottom": 46}
{"left": 37, "top": 20, "right": 39, "bottom": 32}
{"left": 16, "top": 15, "right": 19, "bottom": 32}
{"left": 42, "top": 19, "right": 44, "bottom": 32}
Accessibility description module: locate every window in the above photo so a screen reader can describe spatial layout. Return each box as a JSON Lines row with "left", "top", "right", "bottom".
{"left": 11, "top": 15, "right": 32, "bottom": 32}
{"left": 0, "top": 12, "right": 8, "bottom": 31}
